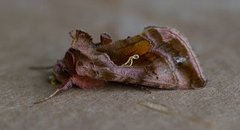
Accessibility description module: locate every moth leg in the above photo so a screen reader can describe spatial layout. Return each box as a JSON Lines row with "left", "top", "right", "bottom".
{"left": 33, "top": 80, "right": 72, "bottom": 104}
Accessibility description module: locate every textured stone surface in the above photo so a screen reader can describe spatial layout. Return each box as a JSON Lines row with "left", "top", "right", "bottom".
{"left": 1, "top": 0, "right": 240, "bottom": 130}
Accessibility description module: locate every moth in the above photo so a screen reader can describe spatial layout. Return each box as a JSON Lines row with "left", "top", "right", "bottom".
{"left": 34, "top": 26, "right": 207, "bottom": 103}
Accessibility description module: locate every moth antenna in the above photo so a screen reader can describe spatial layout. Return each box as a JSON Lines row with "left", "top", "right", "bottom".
{"left": 29, "top": 66, "right": 53, "bottom": 70}
{"left": 33, "top": 88, "right": 63, "bottom": 104}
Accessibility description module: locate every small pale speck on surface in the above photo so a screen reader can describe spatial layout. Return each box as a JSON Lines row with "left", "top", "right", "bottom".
{"left": 140, "top": 101, "right": 173, "bottom": 114}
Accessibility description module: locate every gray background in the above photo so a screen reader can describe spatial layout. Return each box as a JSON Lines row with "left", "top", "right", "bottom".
{"left": 1, "top": 0, "right": 240, "bottom": 130}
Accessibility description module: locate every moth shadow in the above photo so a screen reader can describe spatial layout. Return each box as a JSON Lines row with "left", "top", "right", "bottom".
{"left": 105, "top": 81, "right": 176, "bottom": 94}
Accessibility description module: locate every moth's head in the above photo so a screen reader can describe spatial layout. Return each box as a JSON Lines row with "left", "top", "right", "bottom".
{"left": 52, "top": 60, "right": 71, "bottom": 84}
{"left": 52, "top": 48, "right": 91, "bottom": 83}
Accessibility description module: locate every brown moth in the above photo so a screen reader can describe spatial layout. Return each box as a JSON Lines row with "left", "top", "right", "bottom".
{"left": 34, "top": 26, "right": 207, "bottom": 103}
